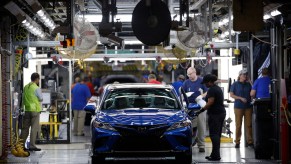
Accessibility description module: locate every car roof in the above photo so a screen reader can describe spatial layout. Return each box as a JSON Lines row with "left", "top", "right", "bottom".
{"left": 106, "top": 83, "right": 174, "bottom": 90}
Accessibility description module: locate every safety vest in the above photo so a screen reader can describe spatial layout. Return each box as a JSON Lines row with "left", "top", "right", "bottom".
{"left": 23, "top": 82, "right": 41, "bottom": 112}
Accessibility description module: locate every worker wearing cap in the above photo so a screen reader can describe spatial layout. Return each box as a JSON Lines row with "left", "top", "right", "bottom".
{"left": 230, "top": 70, "right": 253, "bottom": 148}
{"left": 195, "top": 74, "right": 226, "bottom": 161}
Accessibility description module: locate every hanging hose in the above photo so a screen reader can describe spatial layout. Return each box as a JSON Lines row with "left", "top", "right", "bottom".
{"left": 10, "top": 92, "right": 29, "bottom": 157}
{"left": 14, "top": 48, "right": 23, "bottom": 76}
{"left": 10, "top": 113, "right": 30, "bottom": 157}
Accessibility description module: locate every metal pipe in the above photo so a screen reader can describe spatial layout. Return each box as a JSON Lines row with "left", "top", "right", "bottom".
{"left": 92, "top": 0, "right": 102, "bottom": 10}
{"left": 13, "top": 41, "right": 250, "bottom": 48}
{"left": 171, "top": 69, "right": 175, "bottom": 83}
{"left": 283, "top": 27, "right": 288, "bottom": 78}
{"left": 276, "top": 25, "right": 283, "bottom": 160}
{"left": 208, "top": 0, "right": 213, "bottom": 40}
{"left": 270, "top": 26, "right": 279, "bottom": 160}
{"left": 68, "top": 60, "right": 72, "bottom": 143}
{"left": 228, "top": 0, "right": 232, "bottom": 41}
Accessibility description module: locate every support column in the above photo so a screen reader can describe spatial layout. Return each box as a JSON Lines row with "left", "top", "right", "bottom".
{"left": 0, "top": 49, "right": 2, "bottom": 157}
{"left": 68, "top": 60, "right": 72, "bottom": 143}
{"left": 270, "top": 26, "right": 280, "bottom": 160}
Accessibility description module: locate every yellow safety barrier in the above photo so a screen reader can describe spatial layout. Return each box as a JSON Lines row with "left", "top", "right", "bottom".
{"left": 205, "top": 136, "right": 233, "bottom": 143}
{"left": 40, "top": 113, "right": 62, "bottom": 139}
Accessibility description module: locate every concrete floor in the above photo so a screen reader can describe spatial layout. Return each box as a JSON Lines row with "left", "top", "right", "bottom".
{"left": 3, "top": 128, "right": 280, "bottom": 164}
{"left": 2, "top": 106, "right": 280, "bottom": 164}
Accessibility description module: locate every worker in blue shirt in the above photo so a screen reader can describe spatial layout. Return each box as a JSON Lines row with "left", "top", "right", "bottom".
{"left": 72, "top": 76, "right": 91, "bottom": 136}
{"left": 172, "top": 74, "right": 185, "bottom": 96}
{"left": 182, "top": 67, "right": 208, "bottom": 152}
{"left": 250, "top": 68, "right": 271, "bottom": 99}
{"left": 230, "top": 70, "right": 253, "bottom": 148}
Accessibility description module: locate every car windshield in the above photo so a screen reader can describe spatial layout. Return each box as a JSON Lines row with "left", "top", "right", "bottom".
{"left": 100, "top": 88, "right": 180, "bottom": 110}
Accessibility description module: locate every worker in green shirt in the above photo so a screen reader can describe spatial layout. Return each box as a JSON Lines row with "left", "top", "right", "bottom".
{"left": 20, "top": 73, "right": 43, "bottom": 151}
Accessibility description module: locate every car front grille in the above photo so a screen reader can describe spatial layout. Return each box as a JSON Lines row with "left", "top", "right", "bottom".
{"left": 113, "top": 124, "right": 169, "bottom": 137}
{"left": 113, "top": 136, "right": 171, "bottom": 151}
{"left": 112, "top": 124, "right": 171, "bottom": 151}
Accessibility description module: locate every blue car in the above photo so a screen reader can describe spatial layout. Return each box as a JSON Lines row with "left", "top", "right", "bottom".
{"left": 85, "top": 83, "right": 198, "bottom": 163}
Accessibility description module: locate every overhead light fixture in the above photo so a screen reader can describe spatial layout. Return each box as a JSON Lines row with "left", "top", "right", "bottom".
{"left": 218, "top": 15, "right": 233, "bottom": 27}
{"left": 4, "top": 1, "right": 46, "bottom": 38}
{"left": 270, "top": 10, "right": 281, "bottom": 17}
{"left": 21, "top": 17, "right": 46, "bottom": 38}
{"left": 24, "top": 0, "right": 56, "bottom": 30}
{"left": 263, "top": 14, "right": 271, "bottom": 20}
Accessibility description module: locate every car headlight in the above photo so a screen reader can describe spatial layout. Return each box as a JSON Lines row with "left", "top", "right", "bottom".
{"left": 167, "top": 119, "right": 192, "bottom": 131}
{"left": 92, "top": 120, "right": 117, "bottom": 131}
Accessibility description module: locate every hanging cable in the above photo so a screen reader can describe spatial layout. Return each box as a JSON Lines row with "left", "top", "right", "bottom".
{"left": 282, "top": 98, "right": 291, "bottom": 126}
{"left": 251, "top": 34, "right": 277, "bottom": 47}
{"left": 179, "top": 60, "right": 191, "bottom": 69}
{"left": 198, "top": 59, "right": 208, "bottom": 67}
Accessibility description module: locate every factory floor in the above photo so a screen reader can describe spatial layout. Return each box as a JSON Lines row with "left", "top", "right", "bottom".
{"left": 2, "top": 126, "right": 280, "bottom": 164}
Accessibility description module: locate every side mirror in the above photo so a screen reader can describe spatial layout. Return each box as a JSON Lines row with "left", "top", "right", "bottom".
{"left": 187, "top": 103, "right": 201, "bottom": 118}
{"left": 187, "top": 103, "right": 201, "bottom": 111}
{"left": 84, "top": 96, "right": 98, "bottom": 115}
{"left": 84, "top": 105, "right": 96, "bottom": 115}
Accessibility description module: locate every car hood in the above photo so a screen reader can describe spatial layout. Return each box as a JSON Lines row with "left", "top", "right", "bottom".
{"left": 96, "top": 109, "right": 186, "bottom": 126}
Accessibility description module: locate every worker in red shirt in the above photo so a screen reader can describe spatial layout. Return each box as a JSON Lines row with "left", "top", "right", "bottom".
{"left": 84, "top": 76, "right": 95, "bottom": 96}
{"left": 147, "top": 74, "right": 161, "bottom": 84}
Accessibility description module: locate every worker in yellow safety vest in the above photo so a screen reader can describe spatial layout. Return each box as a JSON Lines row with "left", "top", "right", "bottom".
{"left": 20, "top": 72, "right": 43, "bottom": 151}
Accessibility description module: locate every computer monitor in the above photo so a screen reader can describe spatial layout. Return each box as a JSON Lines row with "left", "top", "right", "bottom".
{"left": 42, "top": 92, "right": 51, "bottom": 105}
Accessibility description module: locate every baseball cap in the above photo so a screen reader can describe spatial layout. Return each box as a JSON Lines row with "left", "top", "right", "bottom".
{"left": 239, "top": 70, "right": 248, "bottom": 75}
{"left": 201, "top": 74, "right": 217, "bottom": 84}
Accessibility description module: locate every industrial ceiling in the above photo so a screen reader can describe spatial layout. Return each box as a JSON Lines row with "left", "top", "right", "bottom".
{"left": 0, "top": 0, "right": 291, "bottom": 56}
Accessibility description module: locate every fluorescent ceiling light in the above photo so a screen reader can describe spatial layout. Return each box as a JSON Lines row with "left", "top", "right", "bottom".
{"left": 115, "top": 15, "right": 132, "bottom": 22}
{"left": 85, "top": 15, "right": 133, "bottom": 22}
{"left": 212, "top": 56, "right": 234, "bottom": 59}
{"left": 4, "top": 1, "right": 45, "bottom": 38}
{"left": 24, "top": 0, "right": 56, "bottom": 30}
{"left": 270, "top": 10, "right": 281, "bottom": 17}
{"left": 263, "top": 14, "right": 271, "bottom": 20}
{"left": 84, "top": 15, "right": 103, "bottom": 22}
{"left": 124, "top": 40, "right": 143, "bottom": 45}
{"left": 85, "top": 14, "right": 182, "bottom": 23}
{"left": 37, "top": 10, "right": 44, "bottom": 17}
